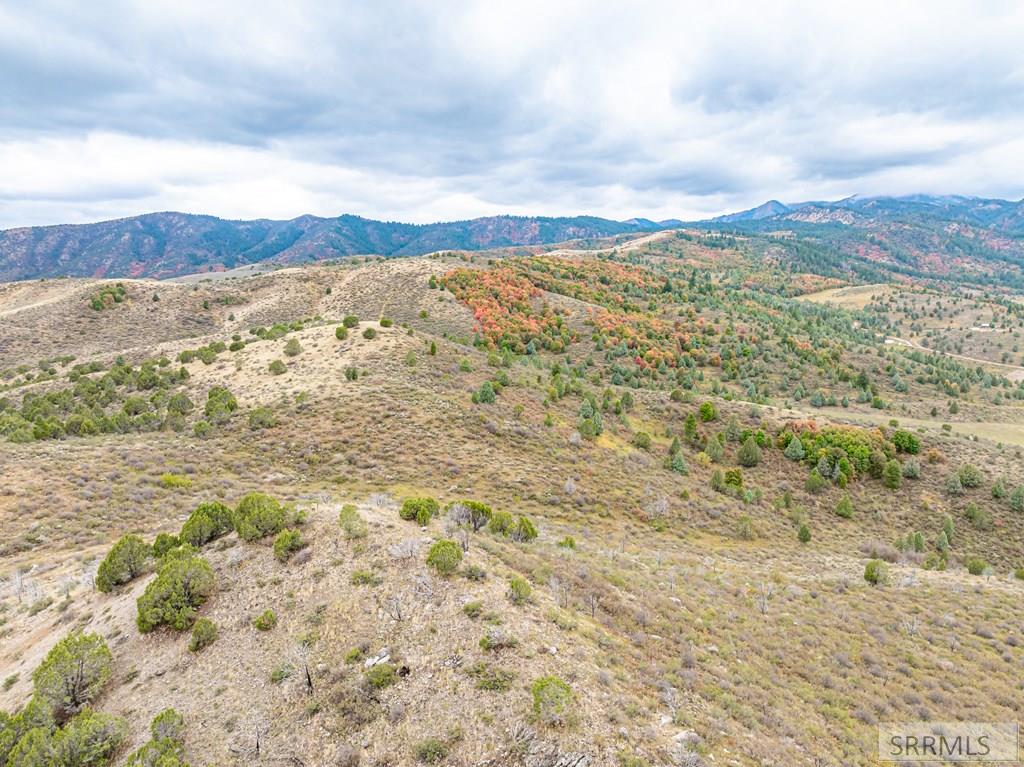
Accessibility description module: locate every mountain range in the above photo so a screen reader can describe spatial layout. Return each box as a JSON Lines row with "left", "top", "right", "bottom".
{"left": 708, "top": 194, "right": 1024, "bottom": 230}
{"left": 0, "top": 213, "right": 679, "bottom": 282}
{"left": 1, "top": 195, "right": 1023, "bottom": 283}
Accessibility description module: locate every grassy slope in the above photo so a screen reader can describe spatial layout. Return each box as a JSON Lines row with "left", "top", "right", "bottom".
{"left": 1, "top": 255, "right": 1023, "bottom": 767}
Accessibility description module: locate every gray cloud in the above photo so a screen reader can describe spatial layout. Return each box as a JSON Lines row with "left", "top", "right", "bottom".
{"left": 0, "top": 0, "right": 1022, "bottom": 228}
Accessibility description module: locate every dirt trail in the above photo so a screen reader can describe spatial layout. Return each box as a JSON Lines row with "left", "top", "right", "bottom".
{"left": 0, "top": 283, "right": 83, "bottom": 317}
{"left": 540, "top": 229, "right": 676, "bottom": 258}
{"left": 886, "top": 336, "right": 1024, "bottom": 380}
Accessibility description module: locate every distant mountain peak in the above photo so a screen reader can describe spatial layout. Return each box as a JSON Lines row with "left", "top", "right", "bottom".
{"left": 711, "top": 200, "right": 792, "bottom": 223}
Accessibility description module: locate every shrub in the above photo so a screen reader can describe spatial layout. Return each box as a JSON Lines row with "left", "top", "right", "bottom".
{"left": 32, "top": 632, "right": 112, "bottom": 722}
{"left": 335, "top": 325, "right": 349, "bottom": 340}
{"left": 942, "top": 515, "right": 955, "bottom": 545}
{"left": 469, "top": 662, "right": 515, "bottom": 692}
{"left": 350, "top": 569, "right": 381, "bottom": 586}
{"left": 965, "top": 557, "right": 988, "bottom": 576}
{"left": 152, "top": 533, "right": 180, "bottom": 559}
{"left": 414, "top": 738, "right": 448, "bottom": 763}
{"left": 803, "top": 469, "right": 826, "bottom": 494}
{"left": 234, "top": 492, "right": 288, "bottom": 540}
{"left": 632, "top": 431, "right": 652, "bottom": 450}
{"left": 487, "top": 510, "right": 513, "bottom": 535}
{"left": 160, "top": 473, "right": 192, "bottom": 489}
{"left": 945, "top": 473, "right": 964, "bottom": 496}
{"left": 835, "top": 494, "right": 854, "bottom": 519}
{"left": 179, "top": 501, "right": 234, "bottom": 547}
{"left": 204, "top": 386, "right": 238, "bottom": 424}
{"left": 149, "top": 708, "right": 185, "bottom": 743}
{"left": 510, "top": 516, "right": 538, "bottom": 542}
{"left": 96, "top": 535, "right": 151, "bottom": 593}
{"left": 338, "top": 504, "right": 368, "bottom": 539}
{"left": 249, "top": 406, "right": 278, "bottom": 430}
{"left": 273, "top": 529, "right": 306, "bottom": 562}
{"left": 253, "top": 610, "right": 277, "bottom": 631}
{"left": 193, "top": 420, "right": 212, "bottom": 438}
{"left": 362, "top": 327, "right": 377, "bottom": 340}
{"left": 269, "top": 359, "right": 287, "bottom": 375}
{"left": 426, "top": 540, "right": 462, "bottom": 575}
{"left": 189, "top": 617, "right": 217, "bottom": 652}
{"left": 798, "top": 524, "right": 811, "bottom": 544}
{"left": 1011, "top": 485, "right": 1024, "bottom": 513}
{"left": 284, "top": 338, "right": 302, "bottom": 357}
{"left": 474, "top": 380, "right": 496, "bottom": 404}
{"left": 136, "top": 554, "right": 215, "bottom": 633}
{"left": 737, "top": 436, "right": 761, "bottom": 467}
{"left": 479, "top": 628, "right": 518, "bottom": 652}
{"left": 166, "top": 393, "right": 194, "bottom": 415}
{"left": 902, "top": 459, "right": 921, "bottom": 479}
{"left": 957, "top": 464, "right": 983, "bottom": 488}
{"left": 864, "top": 559, "right": 888, "bottom": 586}
{"left": 882, "top": 460, "right": 902, "bottom": 489}
{"left": 343, "top": 314, "right": 359, "bottom": 328}
{"left": 508, "top": 576, "right": 532, "bottom": 605}
{"left": 724, "top": 468, "right": 743, "bottom": 489}
{"left": 379, "top": 317, "right": 393, "bottom": 328}
{"left": 364, "top": 663, "right": 397, "bottom": 690}
{"left": 557, "top": 536, "right": 576, "bottom": 549}
{"left": 698, "top": 401, "right": 717, "bottom": 422}
{"left": 783, "top": 435, "right": 804, "bottom": 461}
{"left": 1014, "top": 568, "right": 1024, "bottom": 581}
{"left": 531, "top": 676, "right": 573, "bottom": 725}
{"left": 892, "top": 430, "right": 920, "bottom": 454}
{"left": 463, "top": 600, "right": 484, "bottom": 619}
{"left": 400, "top": 497, "right": 439, "bottom": 525}
{"left": 965, "top": 503, "right": 992, "bottom": 530}
{"left": 52, "top": 709, "right": 127, "bottom": 765}
{"left": 448, "top": 500, "right": 492, "bottom": 531}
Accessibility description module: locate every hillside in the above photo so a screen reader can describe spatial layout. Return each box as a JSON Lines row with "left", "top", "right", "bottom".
{"left": 697, "top": 195, "right": 1024, "bottom": 289}
{"left": 0, "top": 213, "right": 669, "bottom": 282}
{"left": 1, "top": 240, "right": 1023, "bottom": 766}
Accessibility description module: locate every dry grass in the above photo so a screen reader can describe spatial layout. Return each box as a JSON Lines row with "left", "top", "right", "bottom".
{"left": 2, "top": 257, "right": 1023, "bottom": 766}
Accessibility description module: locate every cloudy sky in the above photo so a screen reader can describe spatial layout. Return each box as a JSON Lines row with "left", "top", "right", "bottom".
{"left": 1, "top": 1, "right": 1023, "bottom": 228}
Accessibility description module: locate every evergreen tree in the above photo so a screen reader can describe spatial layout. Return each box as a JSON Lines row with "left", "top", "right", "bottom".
{"left": 784, "top": 436, "right": 805, "bottom": 461}
{"left": 883, "top": 459, "right": 902, "bottom": 489}
{"left": 737, "top": 436, "right": 761, "bottom": 467}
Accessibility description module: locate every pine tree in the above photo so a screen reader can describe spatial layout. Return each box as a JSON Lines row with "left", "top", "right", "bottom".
{"left": 784, "top": 436, "right": 805, "bottom": 461}
{"left": 883, "top": 459, "right": 902, "bottom": 489}
{"left": 705, "top": 435, "right": 725, "bottom": 463}
{"left": 737, "top": 436, "right": 761, "bottom": 467}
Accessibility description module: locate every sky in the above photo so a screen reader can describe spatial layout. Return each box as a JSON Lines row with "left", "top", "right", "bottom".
{"left": 1, "top": 0, "right": 1023, "bottom": 229}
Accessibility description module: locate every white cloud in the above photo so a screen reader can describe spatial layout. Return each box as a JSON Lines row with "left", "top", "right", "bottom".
{"left": 0, "top": 0, "right": 1022, "bottom": 228}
